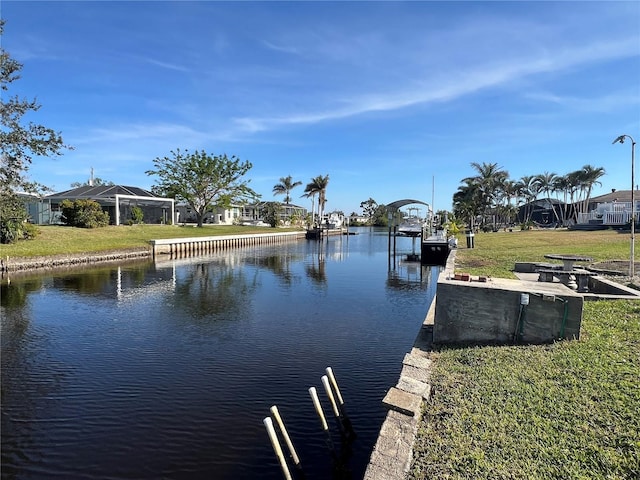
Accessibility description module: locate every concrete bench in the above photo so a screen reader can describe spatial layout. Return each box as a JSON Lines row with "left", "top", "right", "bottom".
{"left": 537, "top": 269, "right": 597, "bottom": 292}
{"left": 534, "top": 263, "right": 563, "bottom": 272}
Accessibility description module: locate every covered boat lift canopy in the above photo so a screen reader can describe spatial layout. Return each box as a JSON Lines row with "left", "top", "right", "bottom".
{"left": 385, "top": 199, "right": 432, "bottom": 261}
{"left": 386, "top": 199, "right": 431, "bottom": 228}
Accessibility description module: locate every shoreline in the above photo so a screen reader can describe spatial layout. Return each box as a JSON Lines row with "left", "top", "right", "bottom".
{"left": 1, "top": 247, "right": 152, "bottom": 275}
{"left": 363, "top": 250, "right": 455, "bottom": 479}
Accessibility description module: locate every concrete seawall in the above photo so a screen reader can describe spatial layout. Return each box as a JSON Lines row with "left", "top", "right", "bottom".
{"left": 1, "top": 230, "right": 314, "bottom": 274}
{"left": 150, "top": 230, "right": 306, "bottom": 256}
{"left": 1, "top": 248, "right": 152, "bottom": 274}
{"left": 363, "top": 251, "right": 456, "bottom": 479}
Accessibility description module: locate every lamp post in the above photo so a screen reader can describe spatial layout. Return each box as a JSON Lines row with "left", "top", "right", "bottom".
{"left": 613, "top": 134, "right": 636, "bottom": 278}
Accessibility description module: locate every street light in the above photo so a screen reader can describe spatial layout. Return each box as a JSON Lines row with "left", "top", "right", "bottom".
{"left": 612, "top": 134, "right": 636, "bottom": 278}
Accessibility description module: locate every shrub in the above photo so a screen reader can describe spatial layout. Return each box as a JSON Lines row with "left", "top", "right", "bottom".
{"left": 130, "top": 206, "right": 144, "bottom": 224}
{"left": 60, "top": 199, "right": 110, "bottom": 228}
{"left": 520, "top": 221, "right": 533, "bottom": 231}
{"left": 0, "top": 192, "right": 39, "bottom": 244}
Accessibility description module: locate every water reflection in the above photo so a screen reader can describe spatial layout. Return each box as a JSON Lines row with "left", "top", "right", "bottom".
{"left": 387, "top": 259, "right": 433, "bottom": 291}
{"left": 1, "top": 277, "right": 43, "bottom": 310}
{"left": 244, "top": 246, "right": 304, "bottom": 287}
{"left": 1, "top": 285, "right": 69, "bottom": 480}
{"left": 172, "top": 259, "right": 257, "bottom": 320}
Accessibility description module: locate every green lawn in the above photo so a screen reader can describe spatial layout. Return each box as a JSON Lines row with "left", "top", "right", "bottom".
{"left": 409, "top": 230, "right": 640, "bottom": 480}
{"left": 0, "top": 224, "right": 302, "bottom": 258}
{"left": 452, "top": 229, "right": 632, "bottom": 278}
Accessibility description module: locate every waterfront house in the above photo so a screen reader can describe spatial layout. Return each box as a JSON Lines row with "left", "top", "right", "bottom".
{"left": 241, "top": 202, "right": 307, "bottom": 226}
{"left": 29, "top": 185, "right": 175, "bottom": 226}
{"left": 575, "top": 189, "right": 639, "bottom": 229}
{"left": 174, "top": 202, "right": 242, "bottom": 225}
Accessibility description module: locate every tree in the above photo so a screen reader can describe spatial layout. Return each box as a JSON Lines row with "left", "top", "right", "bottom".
{"left": 60, "top": 199, "right": 110, "bottom": 228}
{"left": 70, "top": 178, "right": 114, "bottom": 188}
{"left": 260, "top": 201, "right": 282, "bottom": 227}
{"left": 272, "top": 175, "right": 302, "bottom": 204}
{"left": 130, "top": 206, "right": 144, "bottom": 224}
{"left": 577, "top": 164, "right": 606, "bottom": 217}
{"left": 0, "top": 20, "right": 71, "bottom": 243}
{"left": 462, "top": 162, "right": 509, "bottom": 230}
{"left": 533, "top": 171, "right": 560, "bottom": 224}
{"left": 553, "top": 175, "right": 572, "bottom": 225}
{"left": 0, "top": 194, "right": 38, "bottom": 243}
{"left": 359, "top": 197, "right": 378, "bottom": 225}
{"left": 146, "top": 149, "right": 260, "bottom": 227}
{"left": 453, "top": 179, "right": 483, "bottom": 230}
{"left": 302, "top": 175, "right": 329, "bottom": 227}
{"left": 515, "top": 175, "right": 539, "bottom": 223}
{"left": 372, "top": 203, "right": 390, "bottom": 226}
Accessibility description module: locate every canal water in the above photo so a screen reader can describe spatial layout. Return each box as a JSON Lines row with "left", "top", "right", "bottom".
{"left": 1, "top": 228, "right": 439, "bottom": 480}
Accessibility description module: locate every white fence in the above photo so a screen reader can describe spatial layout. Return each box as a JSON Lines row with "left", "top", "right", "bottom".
{"left": 577, "top": 202, "right": 635, "bottom": 226}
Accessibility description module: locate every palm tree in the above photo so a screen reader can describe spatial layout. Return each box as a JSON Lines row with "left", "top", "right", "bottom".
{"left": 578, "top": 165, "right": 606, "bottom": 216}
{"left": 516, "top": 175, "right": 539, "bottom": 223}
{"left": 533, "top": 171, "right": 560, "bottom": 224}
{"left": 565, "top": 170, "right": 584, "bottom": 223}
{"left": 463, "top": 162, "right": 509, "bottom": 229}
{"left": 552, "top": 174, "right": 571, "bottom": 226}
{"left": 496, "top": 179, "right": 519, "bottom": 226}
{"left": 303, "top": 175, "right": 330, "bottom": 227}
{"left": 272, "top": 175, "right": 302, "bottom": 204}
{"left": 453, "top": 179, "right": 483, "bottom": 230}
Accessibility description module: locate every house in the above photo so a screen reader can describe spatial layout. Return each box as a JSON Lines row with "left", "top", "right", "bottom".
{"left": 31, "top": 185, "right": 175, "bottom": 226}
{"left": 517, "top": 198, "right": 571, "bottom": 226}
{"left": 241, "top": 202, "right": 307, "bottom": 226}
{"left": 348, "top": 214, "right": 369, "bottom": 225}
{"left": 174, "top": 203, "right": 242, "bottom": 225}
{"left": 582, "top": 189, "right": 638, "bottom": 213}
{"left": 575, "top": 189, "right": 639, "bottom": 229}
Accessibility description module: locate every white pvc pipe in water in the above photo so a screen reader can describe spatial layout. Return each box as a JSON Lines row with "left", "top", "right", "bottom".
{"left": 270, "top": 405, "right": 301, "bottom": 468}
{"left": 263, "top": 417, "right": 293, "bottom": 480}
{"left": 308, "top": 387, "right": 328, "bottom": 431}
{"left": 325, "top": 367, "right": 344, "bottom": 405}
{"left": 321, "top": 375, "right": 340, "bottom": 418}
{"left": 326, "top": 366, "right": 355, "bottom": 436}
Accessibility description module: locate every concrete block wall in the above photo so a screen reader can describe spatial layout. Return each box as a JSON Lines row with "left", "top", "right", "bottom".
{"left": 433, "top": 277, "right": 584, "bottom": 345}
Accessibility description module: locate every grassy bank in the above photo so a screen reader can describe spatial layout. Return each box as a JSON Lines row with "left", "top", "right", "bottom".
{"left": 452, "top": 229, "right": 632, "bottom": 278}
{"left": 409, "top": 231, "right": 640, "bottom": 480}
{"left": 0, "top": 224, "right": 301, "bottom": 258}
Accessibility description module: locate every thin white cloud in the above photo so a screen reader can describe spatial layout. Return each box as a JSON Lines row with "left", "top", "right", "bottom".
{"left": 262, "top": 40, "right": 300, "bottom": 55}
{"left": 525, "top": 90, "right": 640, "bottom": 113}
{"left": 232, "top": 35, "right": 639, "bottom": 133}
{"left": 74, "top": 123, "right": 208, "bottom": 145}
{"left": 140, "top": 56, "right": 191, "bottom": 73}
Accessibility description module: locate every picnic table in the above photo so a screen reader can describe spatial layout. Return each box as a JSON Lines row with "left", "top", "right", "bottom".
{"left": 544, "top": 254, "right": 593, "bottom": 271}
{"left": 539, "top": 254, "right": 595, "bottom": 292}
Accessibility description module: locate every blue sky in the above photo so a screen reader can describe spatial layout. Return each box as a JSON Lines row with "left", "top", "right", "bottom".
{"left": 3, "top": 1, "right": 639, "bottom": 215}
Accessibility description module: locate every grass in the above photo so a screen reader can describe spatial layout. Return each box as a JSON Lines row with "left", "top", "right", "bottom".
{"left": 453, "top": 229, "right": 632, "bottom": 278}
{"left": 0, "top": 224, "right": 302, "bottom": 258}
{"left": 409, "top": 231, "right": 640, "bottom": 480}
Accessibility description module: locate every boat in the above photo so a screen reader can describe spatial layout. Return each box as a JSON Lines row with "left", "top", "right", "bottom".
{"left": 324, "top": 212, "right": 345, "bottom": 229}
{"left": 305, "top": 228, "right": 323, "bottom": 240}
{"left": 398, "top": 208, "right": 426, "bottom": 237}
{"left": 420, "top": 229, "right": 451, "bottom": 266}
